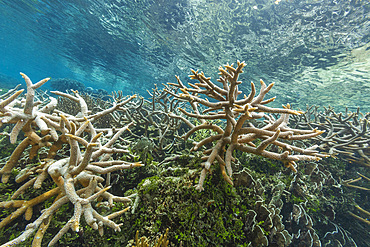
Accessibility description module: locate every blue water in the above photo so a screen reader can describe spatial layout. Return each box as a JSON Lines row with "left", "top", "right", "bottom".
{"left": 0, "top": 0, "right": 369, "bottom": 110}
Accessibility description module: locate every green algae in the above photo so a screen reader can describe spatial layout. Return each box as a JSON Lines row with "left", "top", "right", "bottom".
{"left": 0, "top": 143, "right": 369, "bottom": 246}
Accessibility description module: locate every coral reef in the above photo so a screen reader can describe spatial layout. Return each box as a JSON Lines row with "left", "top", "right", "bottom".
{"left": 114, "top": 152, "right": 364, "bottom": 247}
{"left": 0, "top": 62, "right": 369, "bottom": 247}
{"left": 234, "top": 168, "right": 292, "bottom": 247}
{"left": 291, "top": 105, "right": 370, "bottom": 166}
{"left": 115, "top": 85, "right": 183, "bottom": 159}
{"left": 290, "top": 105, "right": 370, "bottom": 228}
{"left": 56, "top": 85, "right": 185, "bottom": 159}
{"left": 0, "top": 73, "right": 141, "bottom": 246}
{"left": 167, "top": 61, "right": 327, "bottom": 191}
{"left": 285, "top": 203, "right": 321, "bottom": 247}
{"left": 121, "top": 84, "right": 185, "bottom": 157}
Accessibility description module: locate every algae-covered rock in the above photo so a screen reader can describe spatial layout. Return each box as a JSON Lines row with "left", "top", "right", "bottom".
{"left": 120, "top": 155, "right": 248, "bottom": 246}
{"left": 0, "top": 146, "right": 366, "bottom": 246}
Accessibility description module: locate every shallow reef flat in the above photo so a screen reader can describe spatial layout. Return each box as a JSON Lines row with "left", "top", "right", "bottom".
{"left": 0, "top": 63, "right": 369, "bottom": 246}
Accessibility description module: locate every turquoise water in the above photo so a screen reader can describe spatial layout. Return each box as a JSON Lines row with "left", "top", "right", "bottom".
{"left": 0, "top": 2, "right": 369, "bottom": 246}
{"left": 0, "top": 0, "right": 369, "bottom": 111}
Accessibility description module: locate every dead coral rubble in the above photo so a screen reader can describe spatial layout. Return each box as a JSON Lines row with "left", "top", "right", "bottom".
{"left": 0, "top": 73, "right": 142, "bottom": 246}
{"left": 167, "top": 61, "right": 327, "bottom": 191}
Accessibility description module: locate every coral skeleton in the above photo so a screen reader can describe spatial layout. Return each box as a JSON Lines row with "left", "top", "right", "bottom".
{"left": 0, "top": 73, "right": 141, "bottom": 246}
{"left": 167, "top": 61, "right": 327, "bottom": 191}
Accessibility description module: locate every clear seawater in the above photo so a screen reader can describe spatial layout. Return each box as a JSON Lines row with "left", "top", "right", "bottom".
{"left": 0, "top": 1, "right": 369, "bottom": 247}
{"left": 0, "top": 0, "right": 369, "bottom": 112}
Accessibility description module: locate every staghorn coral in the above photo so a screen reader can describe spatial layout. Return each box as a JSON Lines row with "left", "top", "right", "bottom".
{"left": 120, "top": 84, "right": 185, "bottom": 157}
{"left": 167, "top": 61, "right": 327, "bottom": 191}
{"left": 291, "top": 105, "right": 370, "bottom": 166}
{"left": 57, "top": 85, "right": 185, "bottom": 159}
{"left": 290, "top": 105, "right": 370, "bottom": 228}
{"left": 0, "top": 73, "right": 142, "bottom": 246}
{"left": 342, "top": 173, "right": 370, "bottom": 226}
{"left": 1, "top": 67, "right": 364, "bottom": 247}
{"left": 55, "top": 89, "right": 132, "bottom": 130}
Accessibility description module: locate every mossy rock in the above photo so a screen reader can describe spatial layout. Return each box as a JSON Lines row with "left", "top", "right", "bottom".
{"left": 120, "top": 164, "right": 254, "bottom": 247}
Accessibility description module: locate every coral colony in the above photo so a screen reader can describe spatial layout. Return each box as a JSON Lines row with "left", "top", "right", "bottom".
{"left": 1, "top": 61, "right": 368, "bottom": 246}
{"left": 0, "top": 73, "right": 141, "bottom": 246}
{"left": 166, "top": 61, "right": 327, "bottom": 191}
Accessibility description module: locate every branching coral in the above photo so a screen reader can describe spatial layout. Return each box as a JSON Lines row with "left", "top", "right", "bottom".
{"left": 290, "top": 105, "right": 370, "bottom": 227}
{"left": 167, "top": 61, "right": 327, "bottom": 191}
{"left": 291, "top": 105, "right": 370, "bottom": 166}
{"left": 121, "top": 84, "right": 185, "bottom": 156}
{"left": 61, "top": 85, "right": 185, "bottom": 157}
{"left": 0, "top": 73, "right": 141, "bottom": 246}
